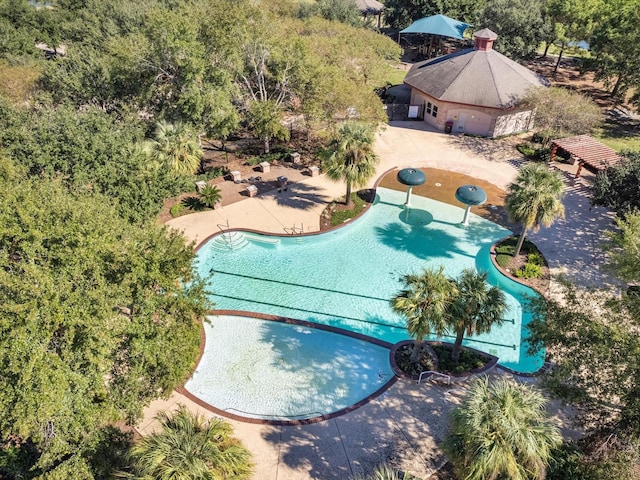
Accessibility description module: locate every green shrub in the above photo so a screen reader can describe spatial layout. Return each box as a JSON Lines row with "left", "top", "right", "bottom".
{"left": 534, "top": 147, "right": 551, "bottom": 162}
{"left": 245, "top": 149, "right": 293, "bottom": 167}
{"left": 517, "top": 142, "right": 536, "bottom": 158}
{"left": 495, "top": 237, "right": 547, "bottom": 271}
{"left": 495, "top": 244, "right": 516, "bottom": 255}
{"left": 198, "top": 184, "right": 222, "bottom": 208}
{"left": 330, "top": 193, "right": 367, "bottom": 226}
{"left": 432, "top": 345, "right": 487, "bottom": 374}
{"left": 496, "top": 253, "right": 512, "bottom": 268}
{"left": 515, "top": 262, "right": 542, "bottom": 279}
{"left": 196, "top": 166, "right": 228, "bottom": 181}
{"left": 170, "top": 202, "right": 186, "bottom": 217}
{"left": 528, "top": 252, "right": 544, "bottom": 266}
{"left": 245, "top": 156, "right": 263, "bottom": 166}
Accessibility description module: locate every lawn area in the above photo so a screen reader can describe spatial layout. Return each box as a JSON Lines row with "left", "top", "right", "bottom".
{"left": 384, "top": 64, "right": 408, "bottom": 86}
{"left": 594, "top": 128, "right": 640, "bottom": 152}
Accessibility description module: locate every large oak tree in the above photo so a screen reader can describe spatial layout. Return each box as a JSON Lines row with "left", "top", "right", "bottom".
{"left": 0, "top": 163, "right": 210, "bottom": 476}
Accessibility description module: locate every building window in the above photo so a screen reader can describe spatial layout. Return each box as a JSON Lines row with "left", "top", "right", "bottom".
{"left": 425, "top": 102, "right": 438, "bottom": 118}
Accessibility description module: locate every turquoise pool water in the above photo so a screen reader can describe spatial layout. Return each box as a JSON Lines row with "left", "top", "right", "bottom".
{"left": 184, "top": 315, "right": 394, "bottom": 420}
{"left": 195, "top": 187, "right": 543, "bottom": 373}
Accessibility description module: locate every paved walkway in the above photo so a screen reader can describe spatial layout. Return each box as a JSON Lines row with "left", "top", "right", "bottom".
{"left": 140, "top": 121, "right": 614, "bottom": 479}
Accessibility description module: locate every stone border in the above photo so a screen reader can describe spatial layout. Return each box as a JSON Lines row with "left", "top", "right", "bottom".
{"left": 389, "top": 340, "right": 499, "bottom": 383}
{"left": 489, "top": 235, "right": 550, "bottom": 296}
{"left": 488, "top": 237, "right": 550, "bottom": 377}
{"left": 177, "top": 310, "right": 398, "bottom": 426}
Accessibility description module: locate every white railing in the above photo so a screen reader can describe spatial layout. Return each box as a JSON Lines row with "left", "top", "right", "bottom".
{"left": 417, "top": 370, "right": 450, "bottom": 385}
{"left": 284, "top": 223, "right": 306, "bottom": 234}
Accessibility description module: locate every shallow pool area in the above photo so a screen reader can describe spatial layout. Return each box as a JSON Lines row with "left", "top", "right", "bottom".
{"left": 195, "top": 187, "right": 544, "bottom": 376}
{"left": 184, "top": 315, "right": 394, "bottom": 421}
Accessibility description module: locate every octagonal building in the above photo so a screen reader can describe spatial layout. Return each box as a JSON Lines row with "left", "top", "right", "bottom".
{"left": 403, "top": 28, "right": 548, "bottom": 137}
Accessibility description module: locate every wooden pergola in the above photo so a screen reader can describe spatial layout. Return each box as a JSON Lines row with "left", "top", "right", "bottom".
{"left": 550, "top": 135, "right": 623, "bottom": 177}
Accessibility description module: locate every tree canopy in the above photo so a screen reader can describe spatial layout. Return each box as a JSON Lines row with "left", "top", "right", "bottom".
{"left": 0, "top": 102, "right": 189, "bottom": 223}
{"left": 383, "top": 0, "right": 485, "bottom": 30}
{"left": 522, "top": 87, "right": 602, "bottom": 143}
{"left": 391, "top": 266, "right": 453, "bottom": 363}
{"left": 526, "top": 283, "right": 640, "bottom": 477}
{"left": 505, "top": 163, "right": 565, "bottom": 256}
{"left": 0, "top": 168, "right": 209, "bottom": 476}
{"left": 477, "top": 0, "right": 550, "bottom": 60}
{"left": 323, "top": 121, "right": 379, "bottom": 206}
{"left": 585, "top": 0, "right": 640, "bottom": 102}
{"left": 591, "top": 151, "right": 640, "bottom": 216}
{"left": 125, "top": 406, "right": 253, "bottom": 479}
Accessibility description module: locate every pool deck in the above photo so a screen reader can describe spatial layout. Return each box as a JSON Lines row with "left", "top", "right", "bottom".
{"left": 138, "top": 121, "right": 616, "bottom": 479}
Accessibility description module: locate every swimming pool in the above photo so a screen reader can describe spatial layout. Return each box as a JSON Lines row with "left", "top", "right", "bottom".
{"left": 184, "top": 314, "right": 395, "bottom": 421}
{"left": 195, "top": 187, "right": 543, "bottom": 374}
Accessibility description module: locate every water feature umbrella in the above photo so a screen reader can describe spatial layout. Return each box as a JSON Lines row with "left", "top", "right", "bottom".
{"left": 397, "top": 168, "right": 426, "bottom": 207}
{"left": 455, "top": 185, "right": 487, "bottom": 225}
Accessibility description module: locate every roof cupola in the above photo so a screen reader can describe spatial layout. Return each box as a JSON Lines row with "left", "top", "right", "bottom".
{"left": 473, "top": 28, "right": 498, "bottom": 51}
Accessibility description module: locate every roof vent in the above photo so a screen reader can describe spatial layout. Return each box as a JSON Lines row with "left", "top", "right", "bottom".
{"left": 473, "top": 28, "right": 498, "bottom": 51}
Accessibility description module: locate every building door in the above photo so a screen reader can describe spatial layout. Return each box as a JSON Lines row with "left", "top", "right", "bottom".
{"left": 455, "top": 112, "right": 467, "bottom": 133}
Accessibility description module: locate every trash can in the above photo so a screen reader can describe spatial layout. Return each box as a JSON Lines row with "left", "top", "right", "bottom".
{"left": 445, "top": 120, "right": 453, "bottom": 134}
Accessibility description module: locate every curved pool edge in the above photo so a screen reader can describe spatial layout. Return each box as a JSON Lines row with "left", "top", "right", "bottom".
{"left": 192, "top": 167, "right": 399, "bottom": 253}
{"left": 180, "top": 310, "right": 398, "bottom": 426}
{"left": 487, "top": 237, "right": 548, "bottom": 375}
{"left": 489, "top": 236, "right": 550, "bottom": 297}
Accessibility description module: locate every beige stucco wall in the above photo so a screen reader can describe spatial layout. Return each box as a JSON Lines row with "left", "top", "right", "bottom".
{"left": 409, "top": 89, "right": 535, "bottom": 137}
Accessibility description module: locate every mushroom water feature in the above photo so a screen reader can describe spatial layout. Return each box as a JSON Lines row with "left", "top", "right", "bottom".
{"left": 397, "top": 168, "right": 426, "bottom": 207}
{"left": 455, "top": 185, "right": 487, "bottom": 225}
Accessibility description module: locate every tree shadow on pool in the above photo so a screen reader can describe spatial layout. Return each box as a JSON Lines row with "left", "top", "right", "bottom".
{"left": 376, "top": 210, "right": 510, "bottom": 262}
{"left": 374, "top": 221, "right": 468, "bottom": 261}
{"left": 255, "top": 321, "right": 391, "bottom": 416}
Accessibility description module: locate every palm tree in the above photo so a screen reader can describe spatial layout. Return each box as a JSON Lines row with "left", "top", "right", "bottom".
{"left": 442, "top": 378, "right": 562, "bottom": 480}
{"left": 353, "top": 464, "right": 418, "bottom": 479}
{"left": 449, "top": 269, "right": 507, "bottom": 364}
{"left": 126, "top": 405, "right": 253, "bottom": 480}
{"left": 391, "top": 267, "right": 455, "bottom": 364}
{"left": 145, "top": 121, "right": 203, "bottom": 177}
{"left": 506, "top": 163, "right": 565, "bottom": 257}
{"left": 323, "top": 122, "right": 379, "bottom": 207}
{"left": 198, "top": 184, "right": 222, "bottom": 209}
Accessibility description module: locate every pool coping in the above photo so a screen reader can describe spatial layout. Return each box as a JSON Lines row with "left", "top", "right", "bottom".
{"left": 192, "top": 167, "right": 398, "bottom": 254}
{"left": 177, "top": 309, "right": 399, "bottom": 426}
